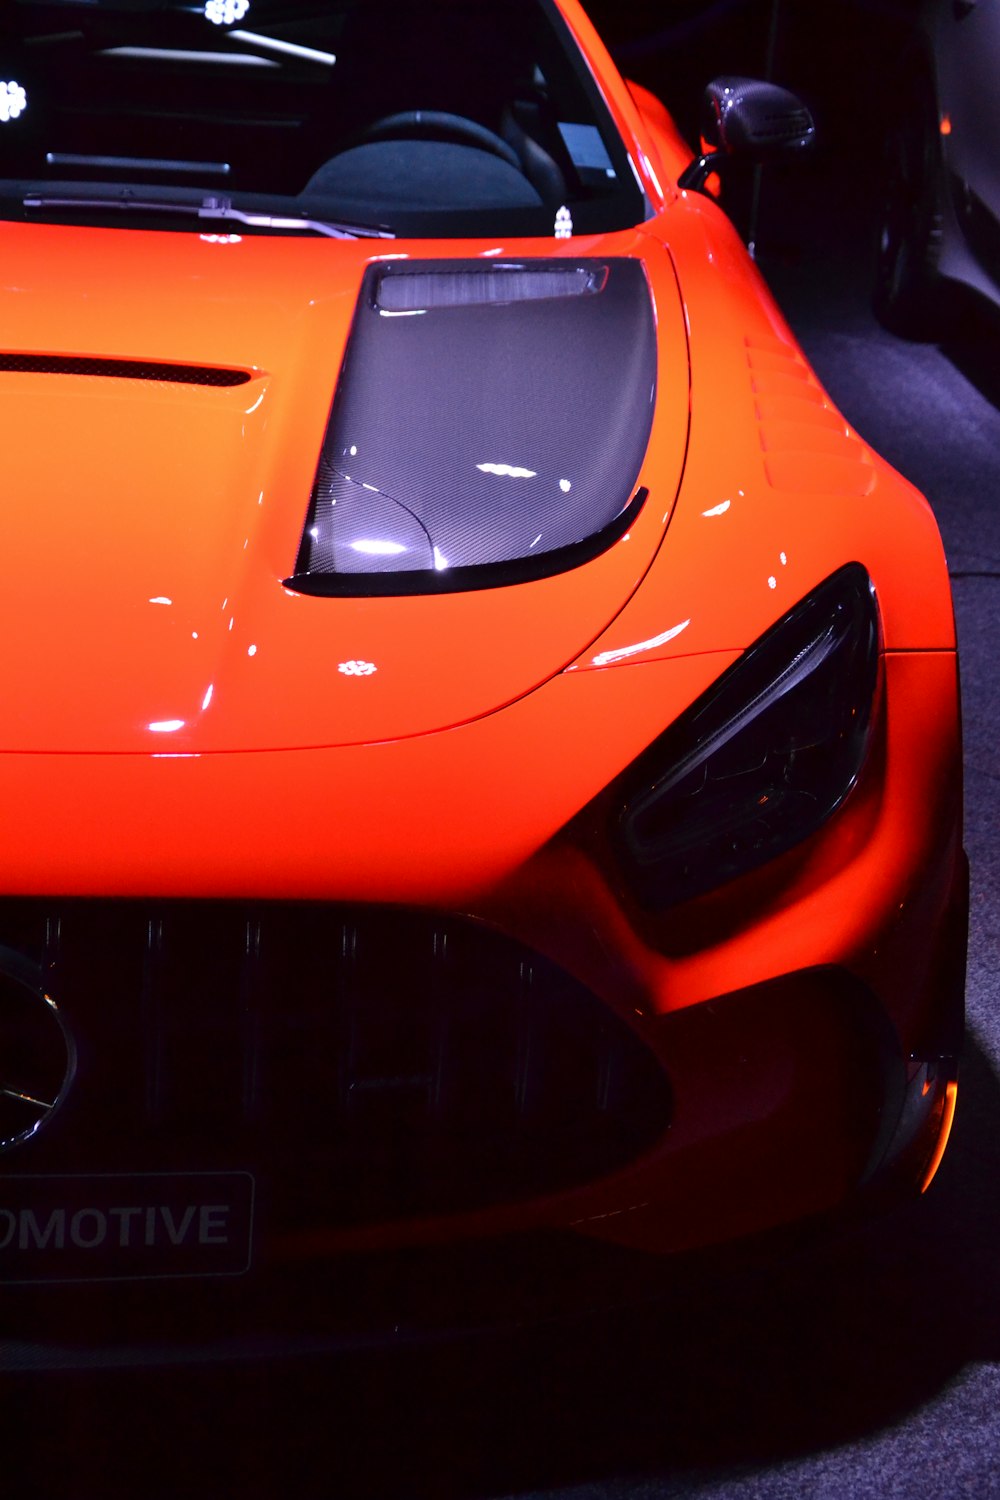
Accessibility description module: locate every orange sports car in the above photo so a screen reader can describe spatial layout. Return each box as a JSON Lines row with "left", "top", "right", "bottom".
{"left": 0, "top": 0, "right": 964, "bottom": 1355}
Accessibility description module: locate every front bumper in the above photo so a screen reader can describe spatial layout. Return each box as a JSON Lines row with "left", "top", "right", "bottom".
{"left": 0, "top": 642, "right": 966, "bottom": 1359}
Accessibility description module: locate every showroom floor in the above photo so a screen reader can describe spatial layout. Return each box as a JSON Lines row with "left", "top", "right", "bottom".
{"left": 9, "top": 152, "right": 1000, "bottom": 1500}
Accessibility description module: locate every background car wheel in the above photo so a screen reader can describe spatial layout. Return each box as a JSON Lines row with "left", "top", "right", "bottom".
{"left": 874, "top": 88, "right": 946, "bottom": 339}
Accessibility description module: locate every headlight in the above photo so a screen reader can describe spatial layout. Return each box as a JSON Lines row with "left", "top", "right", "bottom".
{"left": 287, "top": 258, "right": 656, "bottom": 595}
{"left": 616, "top": 565, "right": 881, "bottom": 907}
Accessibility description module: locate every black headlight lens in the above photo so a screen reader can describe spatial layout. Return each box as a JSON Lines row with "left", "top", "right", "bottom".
{"left": 616, "top": 565, "right": 881, "bottom": 908}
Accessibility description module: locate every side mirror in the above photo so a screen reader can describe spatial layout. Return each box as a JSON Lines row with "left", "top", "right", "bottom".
{"left": 679, "top": 76, "right": 815, "bottom": 192}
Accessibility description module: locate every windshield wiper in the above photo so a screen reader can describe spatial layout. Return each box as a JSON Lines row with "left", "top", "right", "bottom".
{"left": 22, "top": 191, "right": 395, "bottom": 240}
{"left": 198, "top": 195, "right": 394, "bottom": 239}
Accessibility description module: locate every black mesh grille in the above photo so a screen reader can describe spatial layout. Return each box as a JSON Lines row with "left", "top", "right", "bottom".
{"left": 0, "top": 903, "right": 671, "bottom": 1229}
{"left": 0, "top": 354, "right": 251, "bottom": 386}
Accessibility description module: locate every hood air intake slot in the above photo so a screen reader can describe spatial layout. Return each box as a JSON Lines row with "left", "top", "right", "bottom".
{"left": 0, "top": 354, "right": 251, "bottom": 387}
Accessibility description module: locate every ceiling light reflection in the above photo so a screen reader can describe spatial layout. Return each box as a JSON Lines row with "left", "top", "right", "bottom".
{"left": 205, "top": 0, "right": 250, "bottom": 24}
{"left": 228, "top": 30, "right": 335, "bottom": 65}
{"left": 106, "top": 47, "right": 273, "bottom": 66}
{"left": 0, "top": 82, "right": 27, "bottom": 124}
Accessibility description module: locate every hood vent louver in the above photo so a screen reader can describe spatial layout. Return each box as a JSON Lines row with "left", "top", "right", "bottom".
{"left": 746, "top": 336, "right": 875, "bottom": 498}
{"left": 0, "top": 354, "right": 251, "bottom": 387}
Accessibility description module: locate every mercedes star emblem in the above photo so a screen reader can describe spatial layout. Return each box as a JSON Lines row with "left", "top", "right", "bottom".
{"left": 0, "top": 946, "right": 76, "bottom": 1151}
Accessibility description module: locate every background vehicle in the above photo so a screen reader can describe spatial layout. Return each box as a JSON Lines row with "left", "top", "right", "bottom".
{"left": 875, "top": 0, "right": 1000, "bottom": 335}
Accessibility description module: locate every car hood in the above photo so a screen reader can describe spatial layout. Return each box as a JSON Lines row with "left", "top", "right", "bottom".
{"left": 0, "top": 222, "right": 688, "bottom": 753}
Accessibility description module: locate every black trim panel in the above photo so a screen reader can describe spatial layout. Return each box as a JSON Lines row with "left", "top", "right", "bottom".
{"left": 0, "top": 354, "right": 252, "bottom": 387}
{"left": 285, "top": 487, "right": 649, "bottom": 596}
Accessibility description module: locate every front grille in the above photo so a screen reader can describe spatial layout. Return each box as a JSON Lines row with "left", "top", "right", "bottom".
{"left": 0, "top": 903, "right": 671, "bottom": 1229}
{"left": 0, "top": 354, "right": 251, "bottom": 386}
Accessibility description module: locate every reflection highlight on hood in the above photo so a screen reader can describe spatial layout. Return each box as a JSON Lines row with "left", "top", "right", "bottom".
{"left": 591, "top": 618, "right": 691, "bottom": 667}
{"left": 476, "top": 463, "right": 538, "bottom": 480}
{"left": 351, "top": 539, "right": 407, "bottom": 557}
{"left": 313, "top": 478, "right": 436, "bottom": 574}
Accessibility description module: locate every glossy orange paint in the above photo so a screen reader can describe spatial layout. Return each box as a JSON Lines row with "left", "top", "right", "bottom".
{"left": 0, "top": 200, "right": 951, "bottom": 758}
{"left": 0, "top": 224, "right": 691, "bottom": 752}
{"left": 0, "top": 0, "right": 965, "bottom": 1269}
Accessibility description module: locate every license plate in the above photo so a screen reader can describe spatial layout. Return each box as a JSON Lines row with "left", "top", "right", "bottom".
{"left": 0, "top": 1171, "right": 254, "bottom": 1284}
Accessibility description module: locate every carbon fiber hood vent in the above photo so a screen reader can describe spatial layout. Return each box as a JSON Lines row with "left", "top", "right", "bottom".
{"left": 288, "top": 257, "right": 657, "bottom": 595}
{"left": 0, "top": 353, "right": 251, "bottom": 386}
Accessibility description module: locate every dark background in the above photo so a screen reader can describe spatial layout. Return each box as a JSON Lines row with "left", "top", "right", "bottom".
{"left": 588, "top": 0, "right": 912, "bottom": 147}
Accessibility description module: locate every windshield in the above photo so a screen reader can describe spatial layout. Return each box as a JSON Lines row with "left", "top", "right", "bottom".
{"left": 0, "top": 0, "right": 646, "bottom": 238}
